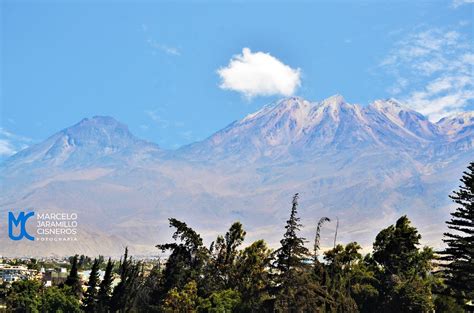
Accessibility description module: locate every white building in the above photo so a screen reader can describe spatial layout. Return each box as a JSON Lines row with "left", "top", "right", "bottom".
{"left": 0, "top": 264, "right": 37, "bottom": 283}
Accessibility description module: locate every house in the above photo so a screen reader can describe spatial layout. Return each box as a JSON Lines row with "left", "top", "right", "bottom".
{"left": 0, "top": 264, "right": 37, "bottom": 283}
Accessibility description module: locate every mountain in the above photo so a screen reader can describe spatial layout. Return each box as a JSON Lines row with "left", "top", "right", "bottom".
{"left": 0, "top": 116, "right": 162, "bottom": 199}
{"left": 0, "top": 96, "right": 472, "bottom": 257}
{"left": 2, "top": 116, "right": 161, "bottom": 172}
{"left": 179, "top": 96, "right": 446, "bottom": 163}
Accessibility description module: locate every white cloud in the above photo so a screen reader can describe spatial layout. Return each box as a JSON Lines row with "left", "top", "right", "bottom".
{"left": 217, "top": 48, "right": 301, "bottom": 98}
{"left": 380, "top": 27, "right": 473, "bottom": 121}
{"left": 0, "top": 128, "right": 32, "bottom": 157}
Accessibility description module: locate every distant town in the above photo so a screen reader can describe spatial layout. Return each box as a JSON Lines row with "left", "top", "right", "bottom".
{"left": 0, "top": 255, "right": 162, "bottom": 310}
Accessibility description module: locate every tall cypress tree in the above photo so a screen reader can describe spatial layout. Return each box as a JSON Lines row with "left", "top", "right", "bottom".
{"left": 273, "top": 194, "right": 323, "bottom": 312}
{"left": 97, "top": 258, "right": 114, "bottom": 312}
{"left": 110, "top": 248, "right": 130, "bottom": 311}
{"left": 82, "top": 258, "right": 100, "bottom": 312}
{"left": 65, "top": 255, "right": 82, "bottom": 298}
{"left": 274, "top": 194, "right": 310, "bottom": 274}
{"left": 110, "top": 248, "right": 143, "bottom": 312}
{"left": 439, "top": 162, "right": 474, "bottom": 299}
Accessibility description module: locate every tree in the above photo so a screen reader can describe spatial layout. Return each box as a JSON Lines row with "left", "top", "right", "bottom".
{"left": 434, "top": 294, "right": 464, "bottom": 313}
{"left": 6, "top": 281, "right": 81, "bottom": 313}
{"left": 224, "top": 222, "right": 246, "bottom": 267}
{"left": 372, "top": 216, "right": 434, "bottom": 312}
{"left": 110, "top": 248, "right": 143, "bottom": 312}
{"left": 438, "top": 161, "right": 474, "bottom": 299}
{"left": 138, "top": 263, "right": 163, "bottom": 311}
{"left": 314, "top": 217, "right": 331, "bottom": 261}
{"left": 234, "top": 239, "right": 273, "bottom": 312}
{"left": 373, "top": 216, "right": 424, "bottom": 275}
{"left": 162, "top": 280, "right": 199, "bottom": 313}
{"left": 82, "top": 258, "right": 100, "bottom": 312}
{"left": 349, "top": 255, "right": 379, "bottom": 313}
{"left": 323, "top": 243, "right": 362, "bottom": 313}
{"left": 205, "top": 221, "right": 247, "bottom": 293}
{"left": 272, "top": 194, "right": 326, "bottom": 312}
{"left": 156, "top": 218, "right": 209, "bottom": 299}
{"left": 197, "top": 289, "right": 242, "bottom": 313}
{"left": 40, "top": 286, "right": 81, "bottom": 313}
{"left": 65, "top": 254, "right": 82, "bottom": 298}
{"left": 313, "top": 217, "right": 331, "bottom": 285}
{"left": 110, "top": 248, "right": 130, "bottom": 311}
{"left": 6, "top": 280, "right": 41, "bottom": 312}
{"left": 274, "top": 194, "right": 310, "bottom": 275}
{"left": 97, "top": 258, "right": 114, "bottom": 312}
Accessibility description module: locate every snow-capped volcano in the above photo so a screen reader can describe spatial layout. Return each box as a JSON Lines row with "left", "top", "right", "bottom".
{"left": 0, "top": 95, "right": 472, "bottom": 256}
{"left": 179, "top": 95, "right": 455, "bottom": 163}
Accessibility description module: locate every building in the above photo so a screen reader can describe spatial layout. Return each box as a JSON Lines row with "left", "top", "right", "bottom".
{"left": 0, "top": 264, "right": 37, "bottom": 283}
{"left": 42, "top": 267, "right": 68, "bottom": 287}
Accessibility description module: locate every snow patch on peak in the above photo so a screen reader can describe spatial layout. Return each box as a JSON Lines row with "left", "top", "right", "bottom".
{"left": 321, "top": 94, "right": 345, "bottom": 107}
{"left": 240, "top": 97, "right": 312, "bottom": 124}
{"left": 437, "top": 111, "right": 474, "bottom": 136}
{"left": 317, "top": 94, "right": 349, "bottom": 122}
{"left": 371, "top": 99, "right": 405, "bottom": 113}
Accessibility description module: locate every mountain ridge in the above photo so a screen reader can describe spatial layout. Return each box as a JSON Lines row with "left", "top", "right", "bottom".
{"left": 177, "top": 96, "right": 471, "bottom": 163}
{"left": 0, "top": 95, "right": 472, "bottom": 257}
{"left": 2, "top": 96, "right": 473, "bottom": 167}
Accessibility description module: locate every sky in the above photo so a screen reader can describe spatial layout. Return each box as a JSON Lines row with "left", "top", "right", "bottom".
{"left": 1, "top": 0, "right": 473, "bottom": 157}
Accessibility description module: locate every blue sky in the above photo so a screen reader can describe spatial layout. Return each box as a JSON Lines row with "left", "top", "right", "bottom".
{"left": 1, "top": 0, "right": 473, "bottom": 156}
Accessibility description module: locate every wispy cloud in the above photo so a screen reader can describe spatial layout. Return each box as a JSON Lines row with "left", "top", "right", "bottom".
{"left": 0, "top": 128, "right": 32, "bottom": 157}
{"left": 380, "top": 27, "right": 473, "bottom": 121}
{"left": 145, "top": 110, "right": 171, "bottom": 129}
{"left": 147, "top": 39, "right": 180, "bottom": 56}
{"left": 452, "top": 0, "right": 474, "bottom": 8}
{"left": 0, "top": 139, "right": 17, "bottom": 156}
{"left": 217, "top": 48, "right": 301, "bottom": 99}
{"left": 145, "top": 110, "right": 185, "bottom": 129}
{"left": 142, "top": 23, "right": 180, "bottom": 56}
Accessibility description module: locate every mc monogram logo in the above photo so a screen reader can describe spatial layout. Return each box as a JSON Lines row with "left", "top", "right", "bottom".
{"left": 8, "top": 211, "right": 35, "bottom": 241}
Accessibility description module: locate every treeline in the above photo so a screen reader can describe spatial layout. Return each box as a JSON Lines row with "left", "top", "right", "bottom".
{"left": 5, "top": 162, "right": 473, "bottom": 312}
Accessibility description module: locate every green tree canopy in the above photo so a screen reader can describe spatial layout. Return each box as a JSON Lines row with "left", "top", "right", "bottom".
{"left": 372, "top": 216, "right": 434, "bottom": 313}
